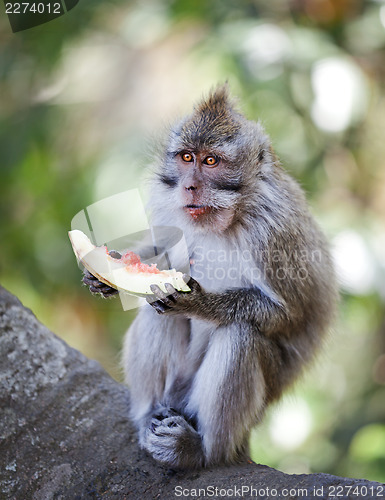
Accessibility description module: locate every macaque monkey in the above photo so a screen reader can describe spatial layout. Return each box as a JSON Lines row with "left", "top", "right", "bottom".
{"left": 83, "top": 86, "right": 337, "bottom": 469}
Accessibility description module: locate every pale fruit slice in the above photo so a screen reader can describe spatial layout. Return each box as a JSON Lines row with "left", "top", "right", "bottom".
{"left": 68, "top": 229, "right": 190, "bottom": 295}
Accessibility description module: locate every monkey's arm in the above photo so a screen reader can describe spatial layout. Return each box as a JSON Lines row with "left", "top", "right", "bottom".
{"left": 148, "top": 277, "right": 290, "bottom": 334}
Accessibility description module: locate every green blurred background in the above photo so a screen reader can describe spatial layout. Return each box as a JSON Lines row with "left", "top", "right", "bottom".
{"left": 1, "top": 0, "right": 385, "bottom": 482}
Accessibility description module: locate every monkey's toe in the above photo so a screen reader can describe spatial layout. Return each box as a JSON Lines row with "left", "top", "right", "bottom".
{"left": 142, "top": 416, "right": 203, "bottom": 469}
{"left": 152, "top": 405, "right": 180, "bottom": 422}
{"left": 151, "top": 415, "right": 187, "bottom": 435}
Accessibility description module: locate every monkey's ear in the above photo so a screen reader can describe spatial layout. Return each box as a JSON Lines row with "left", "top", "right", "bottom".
{"left": 256, "top": 144, "right": 280, "bottom": 170}
{"left": 257, "top": 148, "right": 266, "bottom": 164}
{"left": 267, "top": 144, "right": 280, "bottom": 166}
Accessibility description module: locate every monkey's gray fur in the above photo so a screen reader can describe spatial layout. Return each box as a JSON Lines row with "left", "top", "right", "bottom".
{"left": 88, "top": 86, "right": 338, "bottom": 469}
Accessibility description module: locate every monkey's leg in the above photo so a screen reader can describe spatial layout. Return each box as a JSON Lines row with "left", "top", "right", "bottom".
{"left": 139, "top": 323, "right": 267, "bottom": 469}
{"left": 135, "top": 318, "right": 210, "bottom": 469}
{"left": 122, "top": 306, "right": 191, "bottom": 428}
{"left": 186, "top": 323, "right": 267, "bottom": 465}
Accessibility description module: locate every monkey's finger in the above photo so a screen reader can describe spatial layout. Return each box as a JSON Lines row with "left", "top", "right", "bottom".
{"left": 82, "top": 276, "right": 100, "bottom": 287}
{"left": 147, "top": 299, "right": 172, "bottom": 314}
{"left": 100, "top": 286, "right": 119, "bottom": 297}
{"left": 164, "top": 283, "right": 178, "bottom": 300}
{"left": 150, "top": 284, "right": 163, "bottom": 296}
{"left": 150, "top": 284, "right": 176, "bottom": 307}
{"left": 82, "top": 270, "right": 99, "bottom": 283}
{"left": 182, "top": 274, "right": 201, "bottom": 293}
{"left": 88, "top": 285, "right": 105, "bottom": 294}
{"left": 88, "top": 284, "right": 118, "bottom": 297}
{"left": 84, "top": 278, "right": 106, "bottom": 289}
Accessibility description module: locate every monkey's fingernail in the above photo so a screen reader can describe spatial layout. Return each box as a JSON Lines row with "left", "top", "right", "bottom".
{"left": 150, "top": 284, "right": 164, "bottom": 296}
{"left": 165, "top": 283, "right": 176, "bottom": 294}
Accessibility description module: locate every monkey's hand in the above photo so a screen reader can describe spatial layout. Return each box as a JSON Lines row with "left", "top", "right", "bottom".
{"left": 81, "top": 250, "right": 121, "bottom": 298}
{"left": 147, "top": 275, "right": 204, "bottom": 315}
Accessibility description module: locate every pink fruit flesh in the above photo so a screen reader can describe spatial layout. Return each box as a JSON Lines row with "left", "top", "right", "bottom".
{"left": 111, "top": 250, "right": 161, "bottom": 274}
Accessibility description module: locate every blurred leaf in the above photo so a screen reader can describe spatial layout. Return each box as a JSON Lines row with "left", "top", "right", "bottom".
{"left": 350, "top": 424, "right": 385, "bottom": 463}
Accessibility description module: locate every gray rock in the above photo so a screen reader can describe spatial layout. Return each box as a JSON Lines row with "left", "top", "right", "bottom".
{"left": 0, "top": 285, "right": 384, "bottom": 499}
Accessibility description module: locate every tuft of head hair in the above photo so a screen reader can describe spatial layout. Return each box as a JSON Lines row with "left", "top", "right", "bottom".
{"left": 178, "top": 85, "right": 242, "bottom": 149}
{"left": 194, "top": 84, "right": 233, "bottom": 116}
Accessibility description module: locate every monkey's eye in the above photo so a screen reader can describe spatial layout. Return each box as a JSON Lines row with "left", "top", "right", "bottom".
{"left": 181, "top": 152, "right": 193, "bottom": 163}
{"left": 204, "top": 155, "right": 219, "bottom": 167}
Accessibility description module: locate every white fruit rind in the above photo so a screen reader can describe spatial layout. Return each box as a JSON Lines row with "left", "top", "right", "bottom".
{"left": 68, "top": 229, "right": 190, "bottom": 295}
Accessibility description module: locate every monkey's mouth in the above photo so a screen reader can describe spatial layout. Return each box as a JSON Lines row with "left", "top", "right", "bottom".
{"left": 184, "top": 205, "right": 213, "bottom": 219}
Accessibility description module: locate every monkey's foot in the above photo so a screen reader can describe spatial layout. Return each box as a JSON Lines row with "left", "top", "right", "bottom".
{"left": 141, "top": 414, "right": 204, "bottom": 469}
{"left": 151, "top": 404, "right": 180, "bottom": 422}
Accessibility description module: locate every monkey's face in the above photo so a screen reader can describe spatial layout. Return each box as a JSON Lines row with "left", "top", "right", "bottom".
{"left": 169, "top": 147, "right": 242, "bottom": 232}
{"left": 155, "top": 87, "right": 271, "bottom": 233}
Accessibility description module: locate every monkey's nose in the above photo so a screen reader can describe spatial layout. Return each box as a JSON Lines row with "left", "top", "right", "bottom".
{"left": 185, "top": 185, "right": 197, "bottom": 191}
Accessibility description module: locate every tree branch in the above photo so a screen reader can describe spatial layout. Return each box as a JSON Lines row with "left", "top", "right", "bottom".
{"left": 0, "top": 284, "right": 383, "bottom": 499}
